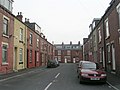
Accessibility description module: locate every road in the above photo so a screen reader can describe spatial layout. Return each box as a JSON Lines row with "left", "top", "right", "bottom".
{"left": 0, "top": 63, "right": 116, "bottom": 90}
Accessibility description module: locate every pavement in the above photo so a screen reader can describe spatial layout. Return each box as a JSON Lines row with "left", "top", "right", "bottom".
{"left": 0, "top": 66, "right": 46, "bottom": 81}
{"left": 107, "top": 72, "right": 120, "bottom": 90}
{"left": 0, "top": 66, "right": 120, "bottom": 90}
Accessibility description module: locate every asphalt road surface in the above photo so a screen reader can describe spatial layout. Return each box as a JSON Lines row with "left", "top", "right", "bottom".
{"left": 0, "top": 63, "right": 115, "bottom": 90}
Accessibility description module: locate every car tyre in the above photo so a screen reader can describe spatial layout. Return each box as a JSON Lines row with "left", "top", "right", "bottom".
{"left": 79, "top": 79, "right": 83, "bottom": 84}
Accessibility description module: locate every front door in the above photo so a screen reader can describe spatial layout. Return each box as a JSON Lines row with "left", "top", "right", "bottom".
{"left": 13, "top": 47, "right": 17, "bottom": 71}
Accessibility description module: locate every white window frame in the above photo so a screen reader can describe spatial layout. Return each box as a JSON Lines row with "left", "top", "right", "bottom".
{"left": 29, "top": 33, "right": 33, "bottom": 45}
{"left": 58, "top": 50, "right": 61, "bottom": 55}
{"left": 98, "top": 27, "right": 101, "bottom": 43}
{"left": 36, "top": 52, "right": 39, "bottom": 62}
{"left": 3, "top": 17, "right": 9, "bottom": 36}
{"left": 105, "top": 18, "right": 110, "bottom": 39}
{"left": 30, "top": 50, "right": 32, "bottom": 62}
{"left": 67, "top": 50, "right": 71, "bottom": 55}
{"left": 107, "top": 44, "right": 111, "bottom": 63}
{"left": 58, "top": 56, "right": 61, "bottom": 61}
{"left": 19, "top": 48, "right": 23, "bottom": 62}
{"left": 2, "top": 43, "right": 8, "bottom": 64}
{"left": 20, "top": 28, "right": 23, "bottom": 41}
{"left": 116, "top": 3, "right": 120, "bottom": 27}
{"left": 37, "top": 39, "right": 39, "bottom": 48}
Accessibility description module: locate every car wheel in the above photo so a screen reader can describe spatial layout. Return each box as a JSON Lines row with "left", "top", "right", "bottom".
{"left": 79, "top": 79, "right": 83, "bottom": 84}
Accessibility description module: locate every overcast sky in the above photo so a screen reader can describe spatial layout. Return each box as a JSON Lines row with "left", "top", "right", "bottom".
{"left": 13, "top": 0, "right": 111, "bottom": 44}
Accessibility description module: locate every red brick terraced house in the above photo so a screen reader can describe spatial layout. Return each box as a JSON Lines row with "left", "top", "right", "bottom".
{"left": 0, "top": 0, "right": 14, "bottom": 73}
{"left": 54, "top": 41, "right": 83, "bottom": 63}
{"left": 83, "top": 0, "right": 120, "bottom": 76}
{"left": 25, "top": 20, "right": 42, "bottom": 68}
{"left": 40, "top": 34, "right": 49, "bottom": 66}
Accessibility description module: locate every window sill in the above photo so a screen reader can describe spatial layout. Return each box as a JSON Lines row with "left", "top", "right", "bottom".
{"left": 19, "top": 40, "right": 24, "bottom": 43}
{"left": 105, "top": 36, "right": 110, "bottom": 40}
{"left": 2, "top": 63, "right": 9, "bottom": 66}
{"left": 98, "top": 40, "right": 101, "bottom": 44}
{"left": 29, "top": 44, "right": 32, "bottom": 46}
{"left": 19, "top": 62, "right": 23, "bottom": 64}
{"left": 2, "top": 34, "right": 9, "bottom": 38}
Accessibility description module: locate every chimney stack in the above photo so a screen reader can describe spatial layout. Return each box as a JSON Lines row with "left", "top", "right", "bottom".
{"left": 25, "top": 18, "right": 30, "bottom": 23}
{"left": 16, "top": 12, "right": 23, "bottom": 21}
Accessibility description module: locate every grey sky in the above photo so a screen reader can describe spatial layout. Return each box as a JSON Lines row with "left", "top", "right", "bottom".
{"left": 13, "top": 0, "right": 111, "bottom": 44}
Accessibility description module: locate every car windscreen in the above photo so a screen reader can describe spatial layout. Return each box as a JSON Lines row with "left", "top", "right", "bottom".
{"left": 82, "top": 63, "right": 96, "bottom": 69}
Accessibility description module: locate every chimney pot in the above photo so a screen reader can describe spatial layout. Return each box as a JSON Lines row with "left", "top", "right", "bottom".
{"left": 16, "top": 12, "right": 23, "bottom": 21}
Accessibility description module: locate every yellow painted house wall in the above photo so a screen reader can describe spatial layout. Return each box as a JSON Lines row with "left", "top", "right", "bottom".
{"left": 13, "top": 18, "right": 27, "bottom": 71}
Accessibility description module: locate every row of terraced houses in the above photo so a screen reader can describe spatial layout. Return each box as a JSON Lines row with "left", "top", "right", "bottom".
{"left": 0, "top": 0, "right": 55, "bottom": 74}
{"left": 83, "top": 0, "right": 120, "bottom": 76}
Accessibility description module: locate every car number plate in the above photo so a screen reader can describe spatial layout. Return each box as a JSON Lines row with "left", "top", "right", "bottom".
{"left": 91, "top": 78, "right": 100, "bottom": 80}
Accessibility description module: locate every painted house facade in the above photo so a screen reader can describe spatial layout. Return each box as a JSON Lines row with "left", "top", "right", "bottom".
{"left": 13, "top": 13, "right": 27, "bottom": 71}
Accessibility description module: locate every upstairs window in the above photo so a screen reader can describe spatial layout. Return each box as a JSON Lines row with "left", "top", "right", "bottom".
{"left": 20, "top": 28, "right": 23, "bottom": 41}
{"left": 116, "top": 3, "right": 120, "bottom": 27}
{"left": 67, "top": 50, "right": 71, "bottom": 55}
{"left": 98, "top": 28, "right": 101, "bottom": 42}
{"left": 29, "top": 33, "right": 33, "bottom": 45}
{"left": 37, "top": 39, "right": 39, "bottom": 48}
{"left": 3, "top": 18, "right": 8, "bottom": 36}
{"left": 0, "top": 0, "right": 13, "bottom": 12}
{"left": 105, "top": 18, "right": 110, "bottom": 38}
{"left": 58, "top": 50, "right": 61, "bottom": 55}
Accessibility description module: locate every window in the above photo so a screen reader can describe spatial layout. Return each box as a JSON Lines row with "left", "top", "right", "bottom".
{"left": 116, "top": 3, "right": 120, "bottom": 27}
{"left": 58, "top": 50, "right": 61, "bottom": 55}
{"left": 65, "top": 46, "right": 71, "bottom": 49}
{"left": 2, "top": 44, "right": 8, "bottom": 63}
{"left": 0, "top": 0, "right": 13, "bottom": 12}
{"left": 41, "top": 41, "right": 44, "bottom": 50}
{"left": 67, "top": 50, "right": 71, "bottom": 55}
{"left": 58, "top": 56, "right": 61, "bottom": 61}
{"left": 107, "top": 44, "right": 111, "bottom": 63}
{"left": 20, "top": 28, "right": 23, "bottom": 41}
{"left": 19, "top": 48, "right": 23, "bottom": 62}
{"left": 29, "top": 33, "right": 33, "bottom": 45}
{"left": 98, "top": 28, "right": 101, "bottom": 42}
{"left": 56, "top": 46, "right": 62, "bottom": 49}
{"left": 105, "top": 18, "right": 110, "bottom": 38}
{"left": 3, "top": 18, "right": 8, "bottom": 35}
{"left": 99, "top": 48, "right": 102, "bottom": 63}
{"left": 30, "top": 50, "right": 32, "bottom": 62}
{"left": 36, "top": 52, "right": 39, "bottom": 62}
{"left": 72, "top": 46, "right": 76, "bottom": 49}
{"left": 37, "top": 39, "right": 39, "bottom": 48}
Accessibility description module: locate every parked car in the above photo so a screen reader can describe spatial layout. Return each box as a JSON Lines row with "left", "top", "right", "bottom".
{"left": 77, "top": 61, "right": 107, "bottom": 84}
{"left": 47, "top": 60, "right": 59, "bottom": 68}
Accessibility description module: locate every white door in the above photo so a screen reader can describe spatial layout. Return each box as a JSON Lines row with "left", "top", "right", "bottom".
{"left": 102, "top": 49, "right": 105, "bottom": 68}
{"left": 111, "top": 44, "right": 116, "bottom": 70}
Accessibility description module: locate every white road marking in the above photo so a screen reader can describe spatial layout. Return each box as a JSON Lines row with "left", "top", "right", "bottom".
{"left": 44, "top": 73, "right": 60, "bottom": 90}
{"left": 44, "top": 82, "right": 53, "bottom": 90}
{"left": 107, "top": 81, "right": 120, "bottom": 90}
{"left": 55, "top": 73, "right": 60, "bottom": 79}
